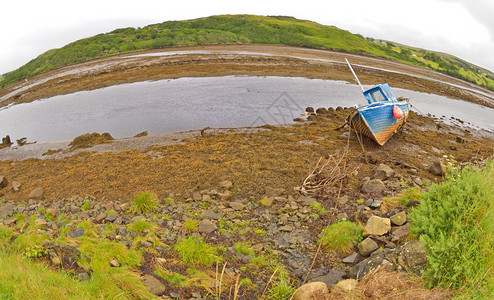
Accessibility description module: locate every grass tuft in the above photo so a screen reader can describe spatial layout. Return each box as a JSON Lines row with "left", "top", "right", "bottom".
{"left": 131, "top": 191, "right": 159, "bottom": 214}
{"left": 174, "top": 236, "right": 221, "bottom": 267}
{"left": 319, "top": 221, "right": 363, "bottom": 254}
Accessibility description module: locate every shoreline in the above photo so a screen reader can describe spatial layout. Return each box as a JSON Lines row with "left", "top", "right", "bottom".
{"left": 1, "top": 45, "right": 493, "bottom": 110}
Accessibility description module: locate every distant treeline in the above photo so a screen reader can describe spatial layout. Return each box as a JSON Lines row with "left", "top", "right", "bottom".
{"left": 1, "top": 15, "right": 493, "bottom": 91}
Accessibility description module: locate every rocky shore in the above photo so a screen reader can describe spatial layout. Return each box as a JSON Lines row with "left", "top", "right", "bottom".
{"left": 1, "top": 109, "right": 483, "bottom": 299}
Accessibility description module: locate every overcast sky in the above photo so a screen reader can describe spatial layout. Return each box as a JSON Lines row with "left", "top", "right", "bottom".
{"left": 1, "top": 0, "right": 493, "bottom": 75}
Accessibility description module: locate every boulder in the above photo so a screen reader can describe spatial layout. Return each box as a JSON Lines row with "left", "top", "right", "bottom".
{"left": 361, "top": 179, "right": 385, "bottom": 194}
{"left": 364, "top": 216, "right": 391, "bottom": 236}
{"left": 142, "top": 274, "right": 166, "bottom": 296}
{"left": 292, "top": 282, "right": 328, "bottom": 300}
{"left": 373, "top": 164, "right": 395, "bottom": 181}
{"left": 357, "top": 237, "right": 379, "bottom": 256}
{"left": 198, "top": 219, "right": 217, "bottom": 233}
{"left": 334, "top": 279, "right": 358, "bottom": 292}
{"left": 390, "top": 211, "right": 407, "bottom": 226}
{"left": 29, "top": 187, "right": 44, "bottom": 200}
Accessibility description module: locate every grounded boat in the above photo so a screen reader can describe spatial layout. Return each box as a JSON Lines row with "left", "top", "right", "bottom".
{"left": 344, "top": 59, "right": 409, "bottom": 146}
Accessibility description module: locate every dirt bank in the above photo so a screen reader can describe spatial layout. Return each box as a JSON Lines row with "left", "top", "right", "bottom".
{"left": 1, "top": 45, "right": 493, "bottom": 109}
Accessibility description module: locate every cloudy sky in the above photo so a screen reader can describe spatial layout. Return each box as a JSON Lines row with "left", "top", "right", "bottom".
{"left": 1, "top": 0, "right": 493, "bottom": 75}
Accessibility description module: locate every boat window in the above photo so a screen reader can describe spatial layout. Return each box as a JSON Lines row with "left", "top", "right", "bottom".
{"left": 369, "top": 90, "right": 386, "bottom": 102}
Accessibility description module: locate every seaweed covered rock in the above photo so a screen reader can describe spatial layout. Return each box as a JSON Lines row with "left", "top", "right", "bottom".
{"left": 69, "top": 132, "right": 114, "bottom": 150}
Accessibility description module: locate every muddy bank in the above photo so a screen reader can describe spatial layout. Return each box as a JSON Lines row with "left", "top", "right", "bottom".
{"left": 1, "top": 45, "right": 493, "bottom": 109}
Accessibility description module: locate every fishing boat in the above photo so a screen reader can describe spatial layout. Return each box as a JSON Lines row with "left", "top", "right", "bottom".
{"left": 344, "top": 59, "right": 409, "bottom": 146}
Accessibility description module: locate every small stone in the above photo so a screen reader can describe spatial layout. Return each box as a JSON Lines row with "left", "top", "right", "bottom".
{"left": 357, "top": 237, "right": 379, "bottom": 256}
{"left": 0, "top": 176, "right": 7, "bottom": 189}
{"left": 259, "top": 197, "right": 274, "bottom": 207}
{"left": 338, "top": 195, "right": 349, "bottom": 205}
{"left": 201, "top": 210, "right": 223, "bottom": 220}
{"left": 198, "top": 219, "right": 217, "bottom": 233}
{"left": 46, "top": 208, "right": 57, "bottom": 219}
{"left": 265, "top": 187, "right": 284, "bottom": 197}
{"left": 342, "top": 252, "right": 359, "bottom": 264}
{"left": 140, "top": 241, "right": 153, "bottom": 248}
{"left": 309, "top": 269, "right": 346, "bottom": 286}
{"left": 29, "top": 187, "right": 44, "bottom": 200}
{"left": 143, "top": 274, "right": 166, "bottom": 296}
{"left": 95, "top": 212, "right": 107, "bottom": 223}
{"left": 35, "top": 218, "right": 47, "bottom": 227}
{"left": 373, "top": 164, "right": 395, "bottom": 181}
{"left": 109, "top": 259, "right": 120, "bottom": 267}
{"left": 390, "top": 211, "right": 407, "bottom": 226}
{"left": 68, "top": 227, "right": 85, "bottom": 238}
{"left": 292, "top": 282, "right": 328, "bottom": 300}
{"left": 106, "top": 213, "right": 117, "bottom": 222}
{"left": 12, "top": 181, "right": 21, "bottom": 192}
{"left": 391, "top": 224, "right": 410, "bottom": 242}
{"left": 365, "top": 216, "right": 391, "bottom": 236}
{"left": 70, "top": 204, "right": 80, "bottom": 214}
{"left": 4, "top": 216, "right": 17, "bottom": 225}
{"left": 334, "top": 279, "right": 358, "bottom": 292}
{"left": 192, "top": 192, "right": 202, "bottom": 202}
{"left": 0, "top": 203, "right": 16, "bottom": 218}
{"left": 361, "top": 179, "right": 385, "bottom": 194}
{"left": 241, "top": 255, "right": 254, "bottom": 264}
{"left": 429, "top": 160, "right": 446, "bottom": 176}
{"left": 77, "top": 272, "right": 90, "bottom": 281}
{"left": 228, "top": 202, "right": 245, "bottom": 211}
{"left": 279, "top": 225, "right": 294, "bottom": 232}
{"left": 219, "top": 180, "right": 233, "bottom": 189}
{"left": 119, "top": 203, "right": 128, "bottom": 211}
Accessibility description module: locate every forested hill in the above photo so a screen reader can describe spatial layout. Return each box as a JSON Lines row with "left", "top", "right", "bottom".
{"left": 2, "top": 15, "right": 494, "bottom": 90}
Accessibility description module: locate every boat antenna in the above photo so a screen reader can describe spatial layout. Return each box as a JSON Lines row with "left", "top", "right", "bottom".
{"left": 345, "top": 58, "right": 365, "bottom": 93}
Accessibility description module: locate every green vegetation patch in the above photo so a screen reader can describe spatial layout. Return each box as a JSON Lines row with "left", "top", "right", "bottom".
{"left": 131, "top": 191, "right": 159, "bottom": 214}
{"left": 2, "top": 15, "right": 493, "bottom": 91}
{"left": 174, "top": 236, "right": 222, "bottom": 267}
{"left": 319, "top": 220, "right": 363, "bottom": 254}
{"left": 410, "top": 162, "right": 494, "bottom": 298}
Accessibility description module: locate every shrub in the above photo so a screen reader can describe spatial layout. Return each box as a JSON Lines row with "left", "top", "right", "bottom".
{"left": 174, "top": 236, "right": 221, "bottom": 267}
{"left": 131, "top": 191, "right": 159, "bottom": 214}
{"left": 410, "top": 162, "right": 494, "bottom": 298}
{"left": 319, "top": 221, "right": 363, "bottom": 254}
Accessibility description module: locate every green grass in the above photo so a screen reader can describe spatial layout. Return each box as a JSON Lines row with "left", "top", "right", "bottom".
{"left": 174, "top": 236, "right": 222, "bottom": 267}
{"left": 319, "top": 220, "right": 363, "bottom": 254}
{"left": 410, "top": 161, "right": 494, "bottom": 298}
{"left": 266, "top": 271, "right": 296, "bottom": 300}
{"left": 127, "top": 219, "right": 155, "bottom": 234}
{"left": 233, "top": 242, "right": 255, "bottom": 256}
{"left": 130, "top": 191, "right": 159, "bottom": 214}
{"left": 2, "top": 15, "right": 493, "bottom": 91}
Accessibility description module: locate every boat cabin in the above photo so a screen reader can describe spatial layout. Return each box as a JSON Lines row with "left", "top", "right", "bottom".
{"left": 363, "top": 84, "right": 397, "bottom": 104}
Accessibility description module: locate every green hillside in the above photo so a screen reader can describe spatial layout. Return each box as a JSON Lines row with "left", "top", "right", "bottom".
{"left": 1, "top": 14, "right": 493, "bottom": 90}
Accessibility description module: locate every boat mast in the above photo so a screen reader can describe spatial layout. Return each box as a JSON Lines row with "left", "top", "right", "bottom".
{"left": 345, "top": 58, "right": 365, "bottom": 93}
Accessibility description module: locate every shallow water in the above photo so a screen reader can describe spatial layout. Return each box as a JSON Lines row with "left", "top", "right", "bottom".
{"left": 0, "top": 76, "right": 492, "bottom": 143}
